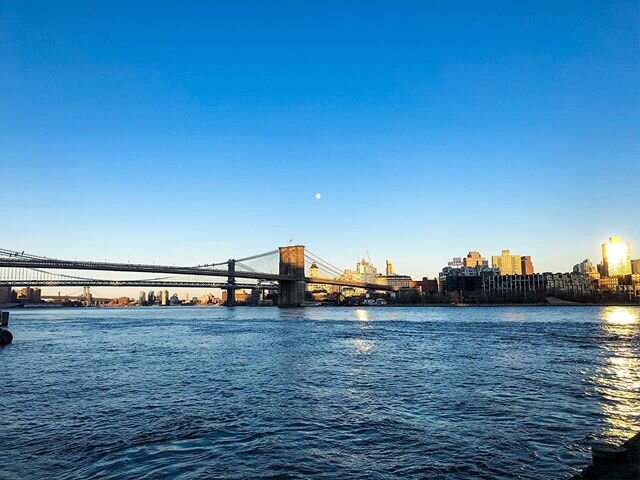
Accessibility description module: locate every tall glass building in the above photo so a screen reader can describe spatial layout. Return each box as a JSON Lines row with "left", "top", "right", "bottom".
{"left": 601, "top": 236, "right": 632, "bottom": 277}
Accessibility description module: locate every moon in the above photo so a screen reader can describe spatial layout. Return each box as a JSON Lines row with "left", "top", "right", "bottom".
{"left": 314, "top": 193, "right": 322, "bottom": 200}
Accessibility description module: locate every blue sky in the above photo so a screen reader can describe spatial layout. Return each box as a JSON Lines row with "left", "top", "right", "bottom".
{"left": 1, "top": 1, "right": 639, "bottom": 281}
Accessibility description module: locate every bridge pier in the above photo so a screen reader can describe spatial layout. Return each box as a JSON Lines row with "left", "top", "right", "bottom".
{"left": 278, "top": 245, "right": 305, "bottom": 307}
{"left": 225, "top": 259, "right": 236, "bottom": 306}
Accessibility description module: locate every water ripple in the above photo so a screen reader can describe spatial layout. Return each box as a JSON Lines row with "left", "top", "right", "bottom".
{"left": 0, "top": 306, "right": 638, "bottom": 479}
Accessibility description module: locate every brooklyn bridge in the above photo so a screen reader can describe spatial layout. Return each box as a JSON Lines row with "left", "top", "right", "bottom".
{"left": 0, "top": 246, "right": 399, "bottom": 306}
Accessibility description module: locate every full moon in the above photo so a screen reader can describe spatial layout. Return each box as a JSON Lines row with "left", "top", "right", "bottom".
{"left": 314, "top": 193, "right": 322, "bottom": 200}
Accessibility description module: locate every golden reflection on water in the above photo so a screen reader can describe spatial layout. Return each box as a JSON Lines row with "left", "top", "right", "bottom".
{"left": 595, "top": 307, "right": 640, "bottom": 441}
{"left": 604, "top": 307, "right": 638, "bottom": 325}
{"left": 351, "top": 309, "right": 374, "bottom": 353}
{"left": 352, "top": 338, "right": 374, "bottom": 354}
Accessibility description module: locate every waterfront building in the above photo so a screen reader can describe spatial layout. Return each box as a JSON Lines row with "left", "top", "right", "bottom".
{"left": 520, "top": 256, "right": 534, "bottom": 275}
{"left": 410, "top": 278, "right": 439, "bottom": 295}
{"left": 481, "top": 272, "right": 594, "bottom": 297}
{"left": 597, "top": 276, "right": 619, "bottom": 293}
{"left": 492, "top": 250, "right": 523, "bottom": 275}
{"left": 621, "top": 274, "right": 640, "bottom": 298}
{"left": 380, "top": 274, "right": 412, "bottom": 288}
{"left": 544, "top": 273, "right": 594, "bottom": 296}
{"left": 464, "top": 251, "right": 487, "bottom": 268}
{"left": 482, "top": 273, "right": 545, "bottom": 295}
{"left": 632, "top": 259, "right": 640, "bottom": 275}
{"left": 601, "top": 236, "right": 632, "bottom": 277}
{"left": 138, "top": 291, "right": 146, "bottom": 306}
{"left": 438, "top": 263, "right": 499, "bottom": 294}
{"left": 445, "top": 275, "right": 483, "bottom": 295}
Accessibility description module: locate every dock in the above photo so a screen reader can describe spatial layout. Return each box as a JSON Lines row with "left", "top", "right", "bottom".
{"left": 571, "top": 432, "right": 640, "bottom": 479}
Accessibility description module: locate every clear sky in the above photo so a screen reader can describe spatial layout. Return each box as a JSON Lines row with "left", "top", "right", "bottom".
{"left": 1, "top": 1, "right": 639, "bottom": 285}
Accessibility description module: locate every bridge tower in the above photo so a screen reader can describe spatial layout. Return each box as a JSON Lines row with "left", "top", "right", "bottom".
{"left": 278, "top": 245, "right": 305, "bottom": 307}
{"left": 225, "top": 259, "right": 236, "bottom": 306}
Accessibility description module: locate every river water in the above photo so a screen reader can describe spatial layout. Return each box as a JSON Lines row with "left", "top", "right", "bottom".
{"left": 1, "top": 306, "right": 639, "bottom": 479}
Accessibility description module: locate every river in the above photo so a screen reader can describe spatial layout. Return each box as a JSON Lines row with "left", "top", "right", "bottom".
{"left": 1, "top": 306, "right": 638, "bottom": 479}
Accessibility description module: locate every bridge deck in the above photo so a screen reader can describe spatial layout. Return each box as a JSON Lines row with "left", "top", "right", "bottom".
{"left": 0, "top": 259, "right": 399, "bottom": 292}
{"left": 0, "top": 259, "right": 290, "bottom": 282}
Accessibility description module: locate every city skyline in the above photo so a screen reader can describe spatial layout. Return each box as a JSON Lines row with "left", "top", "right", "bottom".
{"left": 1, "top": 233, "right": 636, "bottom": 299}
{"left": 1, "top": 1, "right": 639, "bottom": 283}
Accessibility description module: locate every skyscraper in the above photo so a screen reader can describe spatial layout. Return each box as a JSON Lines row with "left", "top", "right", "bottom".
{"left": 631, "top": 259, "right": 640, "bottom": 275}
{"left": 385, "top": 259, "right": 394, "bottom": 276}
{"left": 491, "top": 250, "right": 523, "bottom": 275}
{"left": 601, "top": 236, "right": 632, "bottom": 277}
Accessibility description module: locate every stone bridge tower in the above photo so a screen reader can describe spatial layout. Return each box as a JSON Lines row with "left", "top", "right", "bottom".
{"left": 278, "top": 245, "right": 305, "bottom": 307}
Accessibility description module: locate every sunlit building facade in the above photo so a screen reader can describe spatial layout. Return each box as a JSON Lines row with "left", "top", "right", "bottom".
{"left": 492, "top": 249, "right": 523, "bottom": 275}
{"left": 573, "top": 258, "right": 599, "bottom": 278}
{"left": 341, "top": 259, "right": 380, "bottom": 285}
{"left": 380, "top": 275, "right": 412, "bottom": 288}
{"left": 306, "top": 262, "right": 336, "bottom": 295}
{"left": 601, "top": 236, "right": 632, "bottom": 277}
{"left": 464, "top": 251, "right": 487, "bottom": 268}
{"left": 385, "top": 259, "right": 394, "bottom": 276}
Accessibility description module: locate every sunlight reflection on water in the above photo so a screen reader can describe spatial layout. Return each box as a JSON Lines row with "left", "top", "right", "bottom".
{"left": 597, "top": 307, "right": 640, "bottom": 440}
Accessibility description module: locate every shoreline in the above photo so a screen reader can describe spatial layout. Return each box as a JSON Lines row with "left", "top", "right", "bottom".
{"left": 8, "top": 302, "right": 640, "bottom": 309}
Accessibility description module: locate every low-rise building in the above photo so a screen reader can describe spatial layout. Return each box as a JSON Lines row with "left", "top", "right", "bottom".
{"left": 481, "top": 272, "right": 594, "bottom": 297}
{"left": 380, "top": 274, "right": 412, "bottom": 288}
{"left": 410, "top": 278, "right": 439, "bottom": 295}
{"left": 544, "top": 273, "right": 595, "bottom": 296}
{"left": 597, "top": 276, "right": 619, "bottom": 293}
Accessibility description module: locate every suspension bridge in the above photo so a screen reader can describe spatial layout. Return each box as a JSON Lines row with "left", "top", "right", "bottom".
{"left": 0, "top": 246, "right": 399, "bottom": 306}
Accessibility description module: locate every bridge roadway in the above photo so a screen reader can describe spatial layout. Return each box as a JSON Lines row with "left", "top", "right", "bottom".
{"left": 0, "top": 277, "right": 399, "bottom": 292}
{"left": 0, "top": 259, "right": 400, "bottom": 292}
{"left": 0, "top": 258, "right": 290, "bottom": 282}
{"left": 0, "top": 280, "right": 278, "bottom": 289}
